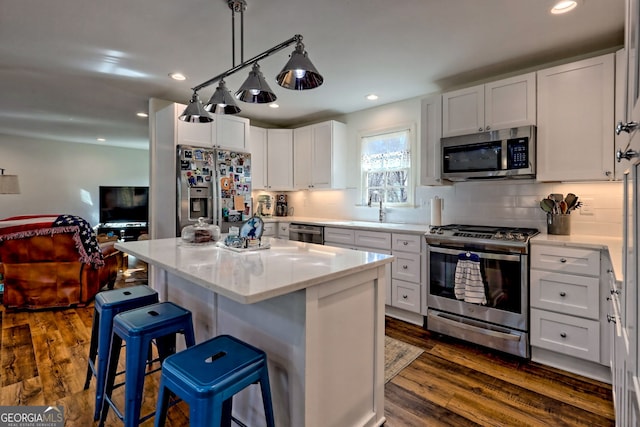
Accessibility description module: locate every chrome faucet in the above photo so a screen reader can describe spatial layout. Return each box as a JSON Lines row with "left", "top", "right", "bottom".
{"left": 368, "top": 191, "right": 385, "bottom": 222}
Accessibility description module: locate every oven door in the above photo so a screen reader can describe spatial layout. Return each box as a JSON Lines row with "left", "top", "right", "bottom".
{"left": 427, "top": 245, "right": 528, "bottom": 331}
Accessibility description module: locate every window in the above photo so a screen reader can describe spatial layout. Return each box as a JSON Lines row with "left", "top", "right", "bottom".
{"left": 361, "top": 125, "right": 414, "bottom": 206}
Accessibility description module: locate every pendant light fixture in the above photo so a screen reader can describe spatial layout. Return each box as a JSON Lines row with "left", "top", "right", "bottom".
{"left": 179, "top": 0, "right": 323, "bottom": 122}
{"left": 235, "top": 63, "right": 277, "bottom": 103}
{"left": 179, "top": 91, "right": 213, "bottom": 123}
{"left": 204, "top": 80, "right": 241, "bottom": 114}
{"left": 276, "top": 38, "right": 324, "bottom": 90}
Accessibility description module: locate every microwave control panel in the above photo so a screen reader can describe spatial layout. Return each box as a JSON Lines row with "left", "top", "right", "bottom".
{"left": 506, "top": 137, "right": 529, "bottom": 169}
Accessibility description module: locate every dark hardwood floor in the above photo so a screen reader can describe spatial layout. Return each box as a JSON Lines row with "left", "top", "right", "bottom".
{"left": 0, "top": 262, "right": 614, "bottom": 426}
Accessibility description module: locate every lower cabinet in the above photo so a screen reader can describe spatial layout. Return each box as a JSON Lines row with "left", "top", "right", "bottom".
{"left": 530, "top": 241, "right": 611, "bottom": 382}
{"left": 323, "top": 227, "right": 426, "bottom": 325}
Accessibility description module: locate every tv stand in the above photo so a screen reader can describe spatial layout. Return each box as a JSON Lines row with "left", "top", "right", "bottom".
{"left": 97, "top": 222, "right": 148, "bottom": 242}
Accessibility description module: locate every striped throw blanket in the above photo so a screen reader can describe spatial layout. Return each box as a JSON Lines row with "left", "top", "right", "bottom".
{"left": 454, "top": 252, "right": 487, "bottom": 305}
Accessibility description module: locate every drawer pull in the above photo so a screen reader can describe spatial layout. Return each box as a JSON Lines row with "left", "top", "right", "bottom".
{"left": 560, "top": 332, "right": 567, "bottom": 338}
{"left": 607, "top": 314, "right": 617, "bottom": 324}
{"left": 559, "top": 291, "right": 566, "bottom": 297}
{"left": 403, "top": 241, "right": 408, "bottom": 246}
{"left": 402, "top": 265, "right": 408, "bottom": 270}
{"left": 402, "top": 294, "right": 408, "bottom": 299}
{"left": 560, "top": 258, "right": 567, "bottom": 263}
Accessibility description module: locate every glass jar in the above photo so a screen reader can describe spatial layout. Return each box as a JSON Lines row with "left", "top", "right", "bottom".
{"left": 181, "top": 217, "right": 220, "bottom": 245}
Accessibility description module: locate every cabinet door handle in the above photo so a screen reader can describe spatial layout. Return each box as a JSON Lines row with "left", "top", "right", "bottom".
{"left": 607, "top": 314, "right": 617, "bottom": 324}
{"left": 485, "top": 125, "right": 491, "bottom": 130}
{"left": 478, "top": 127, "right": 483, "bottom": 132}
{"left": 559, "top": 291, "right": 566, "bottom": 297}
{"left": 402, "top": 265, "right": 408, "bottom": 270}
{"left": 560, "top": 258, "right": 567, "bottom": 263}
{"left": 560, "top": 332, "right": 567, "bottom": 338}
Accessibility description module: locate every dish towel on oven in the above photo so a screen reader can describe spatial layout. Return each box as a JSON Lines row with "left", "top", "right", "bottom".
{"left": 454, "top": 252, "right": 487, "bottom": 305}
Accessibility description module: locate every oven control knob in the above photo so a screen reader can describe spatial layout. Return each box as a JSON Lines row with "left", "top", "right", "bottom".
{"left": 495, "top": 231, "right": 506, "bottom": 240}
{"left": 504, "top": 232, "right": 514, "bottom": 240}
{"left": 513, "top": 233, "right": 525, "bottom": 241}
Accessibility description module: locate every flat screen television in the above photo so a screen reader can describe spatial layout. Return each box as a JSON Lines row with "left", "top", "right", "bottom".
{"left": 99, "top": 186, "right": 149, "bottom": 224}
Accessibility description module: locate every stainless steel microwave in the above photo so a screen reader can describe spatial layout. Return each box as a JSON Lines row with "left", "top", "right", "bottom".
{"left": 441, "top": 126, "right": 536, "bottom": 181}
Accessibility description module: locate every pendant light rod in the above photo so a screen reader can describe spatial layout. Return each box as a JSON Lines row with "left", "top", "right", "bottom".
{"left": 192, "top": 34, "right": 300, "bottom": 92}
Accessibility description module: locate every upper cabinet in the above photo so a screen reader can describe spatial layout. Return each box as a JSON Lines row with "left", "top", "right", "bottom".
{"left": 247, "top": 126, "right": 267, "bottom": 189}
{"left": 442, "top": 72, "right": 536, "bottom": 137}
{"left": 248, "top": 126, "right": 294, "bottom": 191}
{"left": 536, "top": 53, "right": 615, "bottom": 182}
{"left": 162, "top": 103, "right": 250, "bottom": 150}
{"left": 420, "top": 94, "right": 448, "bottom": 186}
{"left": 293, "top": 120, "right": 347, "bottom": 190}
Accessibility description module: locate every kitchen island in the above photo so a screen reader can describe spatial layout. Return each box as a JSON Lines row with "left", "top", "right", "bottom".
{"left": 115, "top": 237, "right": 393, "bottom": 427}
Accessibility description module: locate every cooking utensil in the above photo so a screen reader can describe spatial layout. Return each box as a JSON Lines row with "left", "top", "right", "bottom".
{"left": 559, "top": 200, "right": 568, "bottom": 214}
{"left": 565, "top": 193, "right": 578, "bottom": 211}
{"left": 540, "top": 199, "right": 555, "bottom": 213}
{"left": 550, "top": 193, "right": 564, "bottom": 202}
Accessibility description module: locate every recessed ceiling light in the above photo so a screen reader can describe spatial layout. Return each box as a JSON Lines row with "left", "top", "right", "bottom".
{"left": 97, "top": 138, "right": 106, "bottom": 142}
{"left": 269, "top": 103, "right": 279, "bottom": 108}
{"left": 366, "top": 94, "right": 379, "bottom": 101}
{"left": 169, "top": 72, "right": 186, "bottom": 81}
{"left": 550, "top": 0, "right": 578, "bottom": 14}
{"left": 137, "top": 112, "right": 149, "bottom": 118}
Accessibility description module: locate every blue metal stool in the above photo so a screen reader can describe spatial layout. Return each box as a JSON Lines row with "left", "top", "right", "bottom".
{"left": 83, "top": 285, "right": 159, "bottom": 420}
{"left": 154, "top": 334, "right": 275, "bottom": 427}
{"left": 99, "top": 301, "right": 196, "bottom": 427}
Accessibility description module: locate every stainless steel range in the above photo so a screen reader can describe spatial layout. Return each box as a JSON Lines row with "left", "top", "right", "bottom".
{"left": 425, "top": 224, "right": 539, "bottom": 358}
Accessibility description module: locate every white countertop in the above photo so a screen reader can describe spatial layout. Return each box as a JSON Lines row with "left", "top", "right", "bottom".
{"left": 263, "top": 216, "right": 431, "bottom": 234}
{"left": 531, "top": 234, "right": 624, "bottom": 282}
{"left": 115, "top": 237, "right": 394, "bottom": 304}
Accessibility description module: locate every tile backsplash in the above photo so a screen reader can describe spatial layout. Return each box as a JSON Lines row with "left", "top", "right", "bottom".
{"left": 265, "top": 180, "right": 623, "bottom": 237}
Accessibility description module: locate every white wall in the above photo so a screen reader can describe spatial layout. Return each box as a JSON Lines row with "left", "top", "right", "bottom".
{"left": 0, "top": 135, "right": 149, "bottom": 226}
{"left": 274, "top": 95, "right": 624, "bottom": 237}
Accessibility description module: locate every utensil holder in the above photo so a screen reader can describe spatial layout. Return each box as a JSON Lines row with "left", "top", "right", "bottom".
{"left": 547, "top": 213, "right": 571, "bottom": 235}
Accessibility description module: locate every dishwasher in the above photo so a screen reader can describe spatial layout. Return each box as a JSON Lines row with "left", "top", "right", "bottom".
{"left": 289, "top": 223, "right": 324, "bottom": 244}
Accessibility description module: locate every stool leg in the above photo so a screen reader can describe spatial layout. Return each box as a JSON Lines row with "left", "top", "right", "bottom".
{"left": 84, "top": 309, "right": 100, "bottom": 390}
{"left": 99, "top": 333, "right": 123, "bottom": 427}
{"left": 123, "top": 335, "right": 148, "bottom": 427}
{"left": 93, "top": 308, "right": 116, "bottom": 420}
{"left": 259, "top": 365, "right": 276, "bottom": 427}
{"left": 193, "top": 395, "right": 221, "bottom": 427}
{"left": 153, "top": 376, "right": 171, "bottom": 427}
{"left": 221, "top": 398, "right": 233, "bottom": 427}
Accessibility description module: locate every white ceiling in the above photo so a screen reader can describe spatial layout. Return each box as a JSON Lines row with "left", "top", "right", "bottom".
{"left": 0, "top": 0, "right": 625, "bottom": 150}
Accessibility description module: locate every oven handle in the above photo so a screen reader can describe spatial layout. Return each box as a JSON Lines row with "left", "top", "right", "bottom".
{"left": 427, "top": 245, "right": 521, "bottom": 262}
{"left": 289, "top": 228, "right": 322, "bottom": 235}
{"left": 429, "top": 312, "right": 522, "bottom": 342}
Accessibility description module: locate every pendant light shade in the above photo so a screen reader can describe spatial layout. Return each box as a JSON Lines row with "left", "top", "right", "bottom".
{"left": 179, "top": 91, "right": 213, "bottom": 123}
{"left": 204, "top": 80, "right": 241, "bottom": 114}
{"left": 235, "top": 63, "right": 277, "bottom": 104}
{"left": 276, "top": 39, "right": 323, "bottom": 90}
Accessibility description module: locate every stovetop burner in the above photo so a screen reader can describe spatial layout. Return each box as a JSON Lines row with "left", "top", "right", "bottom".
{"left": 426, "top": 224, "right": 539, "bottom": 251}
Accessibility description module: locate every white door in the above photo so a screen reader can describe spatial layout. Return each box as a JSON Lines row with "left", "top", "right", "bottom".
{"left": 311, "top": 122, "right": 333, "bottom": 188}
{"left": 266, "top": 129, "right": 294, "bottom": 190}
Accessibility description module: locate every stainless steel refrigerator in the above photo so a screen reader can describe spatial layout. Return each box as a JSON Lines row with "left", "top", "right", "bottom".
{"left": 176, "top": 145, "right": 252, "bottom": 234}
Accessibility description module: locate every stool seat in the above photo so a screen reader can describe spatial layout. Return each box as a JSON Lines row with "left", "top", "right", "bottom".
{"left": 100, "top": 301, "right": 195, "bottom": 427}
{"left": 84, "top": 285, "right": 159, "bottom": 420}
{"left": 155, "top": 335, "right": 275, "bottom": 427}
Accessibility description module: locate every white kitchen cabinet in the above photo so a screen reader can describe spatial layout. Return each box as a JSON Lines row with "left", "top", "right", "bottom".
{"left": 266, "top": 129, "right": 294, "bottom": 191}
{"left": 277, "top": 222, "right": 290, "bottom": 240}
{"left": 536, "top": 53, "right": 615, "bottom": 181}
{"left": 420, "top": 94, "right": 449, "bottom": 186}
{"left": 248, "top": 126, "right": 267, "bottom": 189}
{"left": 248, "top": 127, "right": 294, "bottom": 191}
{"left": 323, "top": 228, "right": 392, "bottom": 305}
{"left": 293, "top": 120, "right": 347, "bottom": 190}
{"left": 262, "top": 222, "right": 277, "bottom": 237}
{"left": 215, "top": 114, "right": 250, "bottom": 151}
{"left": 389, "top": 233, "right": 426, "bottom": 318}
{"left": 441, "top": 72, "right": 536, "bottom": 137}
{"left": 530, "top": 241, "right": 612, "bottom": 381}
{"left": 160, "top": 103, "right": 249, "bottom": 150}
